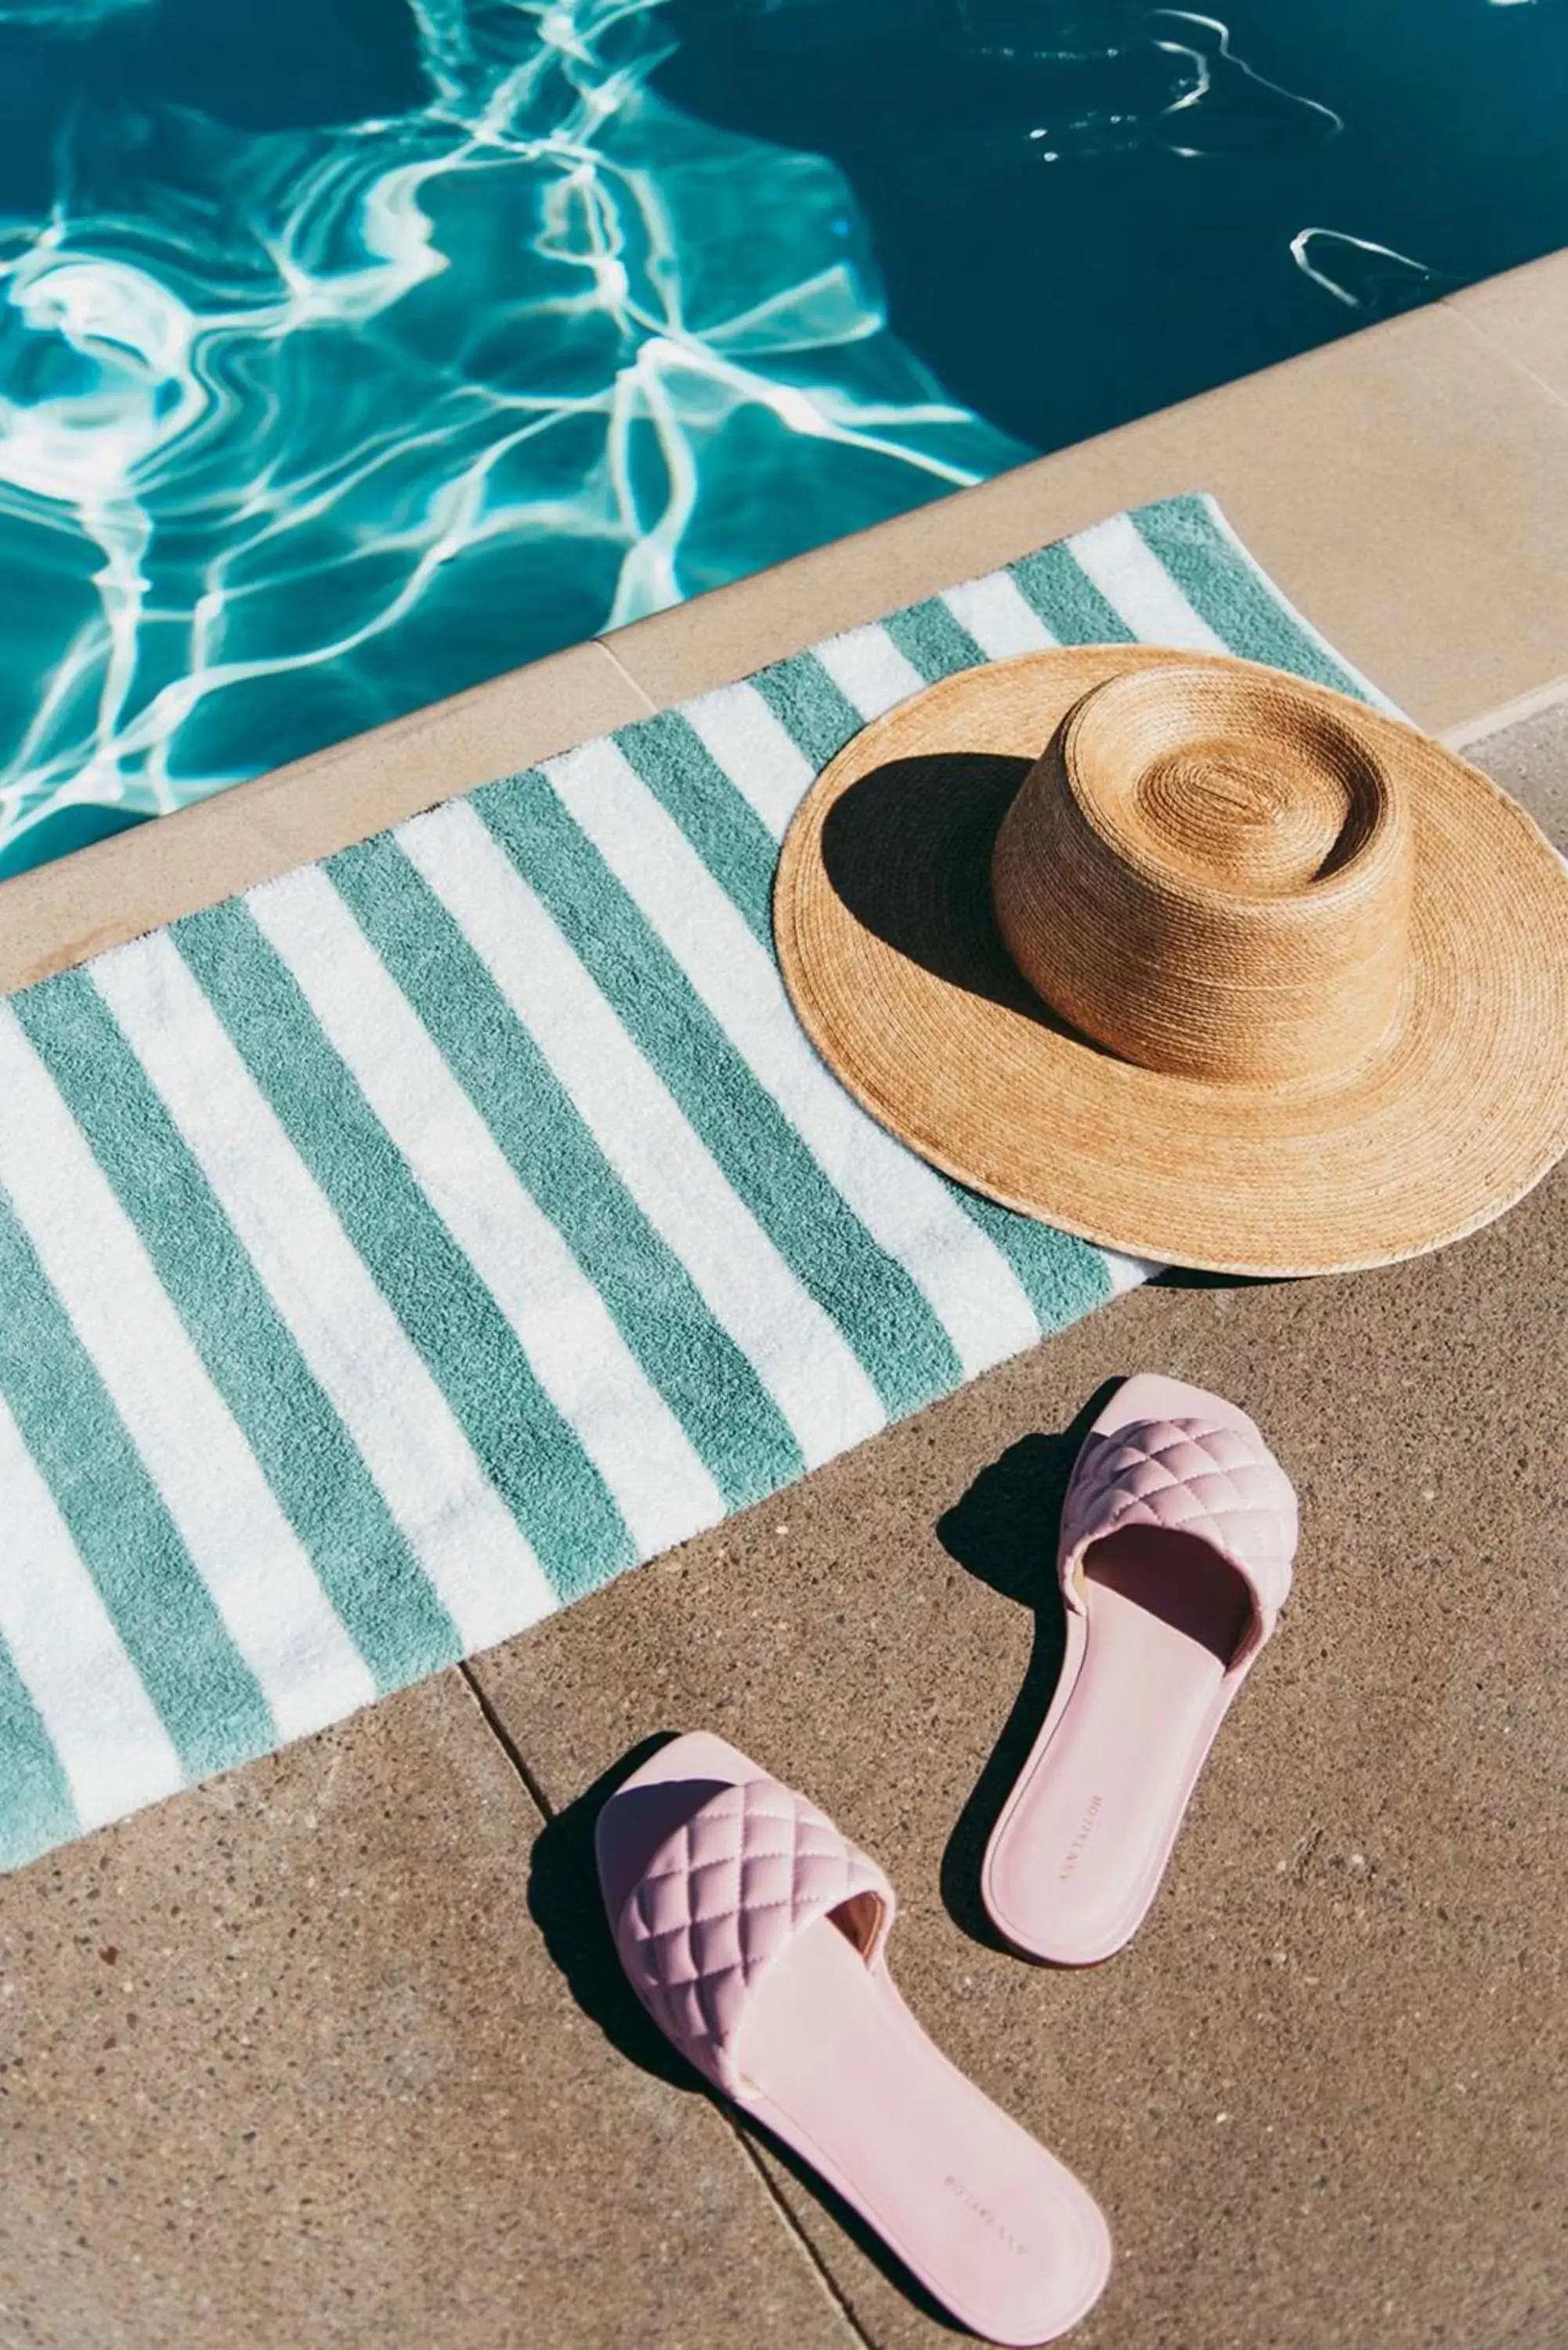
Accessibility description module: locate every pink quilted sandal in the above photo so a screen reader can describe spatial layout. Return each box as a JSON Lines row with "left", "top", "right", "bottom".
{"left": 982, "top": 1375, "right": 1298, "bottom": 1967}
{"left": 597, "top": 1730, "right": 1111, "bottom": 2345}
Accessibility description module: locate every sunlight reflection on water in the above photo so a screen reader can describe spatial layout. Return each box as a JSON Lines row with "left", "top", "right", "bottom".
{"left": 0, "top": 0, "right": 1023, "bottom": 870}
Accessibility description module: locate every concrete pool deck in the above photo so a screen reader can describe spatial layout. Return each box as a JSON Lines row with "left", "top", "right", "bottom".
{"left": 2, "top": 252, "right": 1566, "bottom": 2349}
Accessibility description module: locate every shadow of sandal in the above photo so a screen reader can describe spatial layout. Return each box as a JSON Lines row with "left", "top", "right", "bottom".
{"left": 527, "top": 1733, "right": 968, "bottom": 2330}
{"left": 526, "top": 1732, "right": 699, "bottom": 2093}
{"left": 937, "top": 1379, "right": 1123, "bottom": 1950}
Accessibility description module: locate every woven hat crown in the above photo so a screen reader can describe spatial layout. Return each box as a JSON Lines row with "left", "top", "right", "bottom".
{"left": 989, "top": 664, "right": 1414, "bottom": 1084}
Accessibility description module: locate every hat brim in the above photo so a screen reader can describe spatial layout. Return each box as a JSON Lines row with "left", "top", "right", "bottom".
{"left": 773, "top": 648, "right": 1568, "bottom": 1277}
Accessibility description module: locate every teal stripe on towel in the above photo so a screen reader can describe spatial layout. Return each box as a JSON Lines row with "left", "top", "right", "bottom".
{"left": 752, "top": 653, "right": 865, "bottom": 768}
{"left": 883, "top": 598, "right": 986, "bottom": 682}
{"left": 0, "top": 1636, "right": 78, "bottom": 1870}
{"left": 473, "top": 769, "right": 962, "bottom": 1417}
{"left": 327, "top": 835, "right": 805, "bottom": 1509}
{"left": 11, "top": 972, "right": 462, "bottom": 1694}
{"left": 612, "top": 711, "right": 778, "bottom": 943}
{"left": 173, "top": 900, "right": 637, "bottom": 1603}
{"left": 1131, "top": 497, "right": 1369, "bottom": 699}
{"left": 1009, "top": 543, "right": 1133, "bottom": 643}
{"left": 0, "top": 1191, "right": 273, "bottom": 1776}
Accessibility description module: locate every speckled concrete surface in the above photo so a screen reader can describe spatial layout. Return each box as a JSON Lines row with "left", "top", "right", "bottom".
{"left": 1455, "top": 249, "right": 1568, "bottom": 407}
{"left": 1454, "top": 692, "right": 1568, "bottom": 851}
{"left": 0, "top": 1673, "right": 854, "bottom": 2350}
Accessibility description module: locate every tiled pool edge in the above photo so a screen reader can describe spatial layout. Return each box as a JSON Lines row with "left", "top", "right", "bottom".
{"left": 3, "top": 251, "right": 1568, "bottom": 1000}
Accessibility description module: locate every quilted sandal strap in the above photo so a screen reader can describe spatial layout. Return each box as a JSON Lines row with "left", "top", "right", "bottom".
{"left": 613, "top": 1773, "right": 894, "bottom": 2095}
{"left": 1059, "top": 1415, "right": 1299, "bottom": 1659}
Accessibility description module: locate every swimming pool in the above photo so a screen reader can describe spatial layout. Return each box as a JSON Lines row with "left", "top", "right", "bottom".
{"left": 1, "top": 0, "right": 1564, "bottom": 878}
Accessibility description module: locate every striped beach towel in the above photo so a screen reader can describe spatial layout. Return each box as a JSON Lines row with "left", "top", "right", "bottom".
{"left": 0, "top": 493, "right": 1386, "bottom": 1871}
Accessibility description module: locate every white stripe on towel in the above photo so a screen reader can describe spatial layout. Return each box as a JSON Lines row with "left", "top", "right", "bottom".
{"left": 1101, "top": 1248, "right": 1165, "bottom": 1296}
{"left": 399, "top": 801, "right": 887, "bottom": 1469}
{"left": 544, "top": 737, "right": 1044, "bottom": 1377}
{"left": 0, "top": 1390, "right": 184, "bottom": 1828}
{"left": 0, "top": 1004, "right": 376, "bottom": 1741}
{"left": 92, "top": 933, "right": 556, "bottom": 1652}
{"left": 247, "top": 867, "right": 725, "bottom": 1557}
{"left": 682, "top": 683, "right": 817, "bottom": 843}
{"left": 815, "top": 624, "right": 927, "bottom": 718}
{"left": 942, "top": 575, "right": 1060, "bottom": 658}
{"left": 1068, "top": 513, "right": 1229, "bottom": 653}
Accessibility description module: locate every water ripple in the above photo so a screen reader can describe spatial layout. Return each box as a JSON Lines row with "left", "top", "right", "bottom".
{"left": 1288, "top": 227, "right": 1451, "bottom": 313}
{"left": 0, "top": 0, "right": 1023, "bottom": 871}
{"left": 0, "top": 0, "right": 152, "bottom": 23}
{"left": 1149, "top": 12, "right": 1342, "bottom": 157}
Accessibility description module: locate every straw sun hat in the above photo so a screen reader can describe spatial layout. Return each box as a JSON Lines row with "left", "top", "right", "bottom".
{"left": 774, "top": 649, "right": 1568, "bottom": 1276}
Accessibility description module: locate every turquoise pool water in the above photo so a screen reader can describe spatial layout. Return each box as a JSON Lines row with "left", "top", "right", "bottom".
{"left": 1, "top": 0, "right": 1565, "bottom": 878}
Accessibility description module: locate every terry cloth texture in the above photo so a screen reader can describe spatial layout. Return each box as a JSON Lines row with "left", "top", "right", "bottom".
{"left": 0, "top": 494, "right": 1387, "bottom": 1869}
